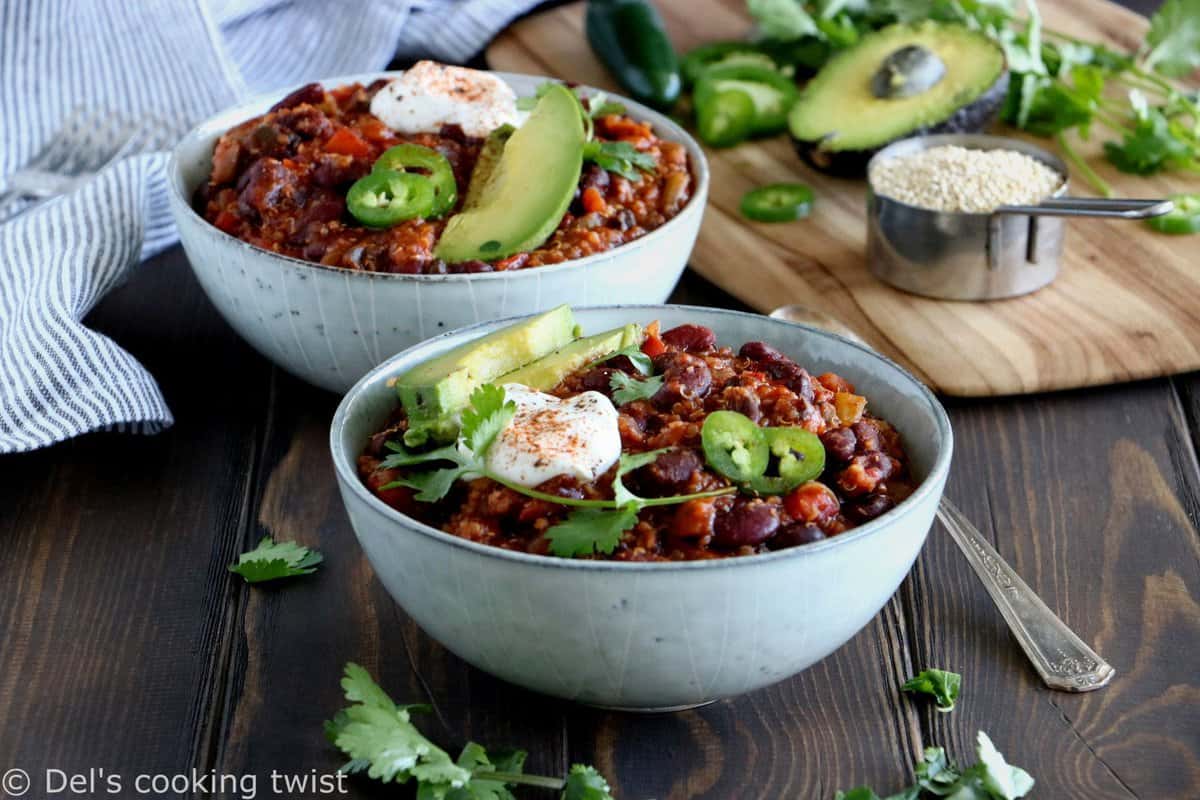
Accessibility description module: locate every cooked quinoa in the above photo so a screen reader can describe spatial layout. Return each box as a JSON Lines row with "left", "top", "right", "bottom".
{"left": 869, "top": 145, "right": 1064, "bottom": 214}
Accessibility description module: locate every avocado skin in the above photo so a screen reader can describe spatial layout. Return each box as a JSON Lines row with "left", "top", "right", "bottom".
{"left": 792, "top": 70, "right": 1009, "bottom": 177}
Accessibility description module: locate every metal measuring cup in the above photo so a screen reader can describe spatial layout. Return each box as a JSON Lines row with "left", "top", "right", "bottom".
{"left": 865, "top": 133, "right": 1173, "bottom": 301}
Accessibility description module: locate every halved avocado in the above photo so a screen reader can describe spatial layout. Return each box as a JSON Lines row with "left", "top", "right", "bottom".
{"left": 434, "top": 84, "right": 585, "bottom": 264}
{"left": 788, "top": 22, "right": 1008, "bottom": 176}
{"left": 397, "top": 305, "right": 579, "bottom": 444}
{"left": 496, "top": 323, "right": 642, "bottom": 391}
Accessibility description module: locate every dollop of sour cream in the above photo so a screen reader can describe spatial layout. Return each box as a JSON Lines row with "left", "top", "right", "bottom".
{"left": 485, "top": 385, "right": 622, "bottom": 488}
{"left": 370, "top": 61, "right": 523, "bottom": 139}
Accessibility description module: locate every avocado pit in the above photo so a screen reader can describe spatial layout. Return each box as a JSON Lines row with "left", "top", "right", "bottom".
{"left": 870, "top": 45, "right": 947, "bottom": 100}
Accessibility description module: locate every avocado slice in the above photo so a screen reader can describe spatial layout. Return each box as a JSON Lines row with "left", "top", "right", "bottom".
{"left": 462, "top": 124, "right": 514, "bottom": 210}
{"left": 434, "top": 84, "right": 585, "bottom": 264}
{"left": 396, "top": 305, "right": 579, "bottom": 444}
{"left": 497, "top": 323, "right": 643, "bottom": 391}
{"left": 788, "top": 22, "right": 1008, "bottom": 176}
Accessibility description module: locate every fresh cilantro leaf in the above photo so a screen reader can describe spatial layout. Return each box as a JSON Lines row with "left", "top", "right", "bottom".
{"left": 590, "top": 344, "right": 653, "bottom": 376}
{"left": 327, "top": 663, "right": 472, "bottom": 789}
{"left": 748, "top": 0, "right": 820, "bottom": 39}
{"left": 394, "top": 467, "right": 471, "bottom": 502}
{"left": 462, "top": 384, "right": 516, "bottom": 456}
{"left": 583, "top": 140, "right": 657, "bottom": 181}
{"left": 609, "top": 371, "right": 665, "bottom": 404}
{"left": 996, "top": 0, "right": 1046, "bottom": 76}
{"left": 1143, "top": 0, "right": 1200, "bottom": 78}
{"left": 901, "top": 668, "right": 962, "bottom": 712}
{"left": 915, "top": 746, "right": 962, "bottom": 794}
{"left": 612, "top": 448, "right": 669, "bottom": 508}
{"left": 545, "top": 507, "right": 639, "bottom": 557}
{"left": 580, "top": 90, "right": 626, "bottom": 118}
{"left": 561, "top": 765, "right": 614, "bottom": 800}
{"left": 446, "top": 743, "right": 525, "bottom": 800}
{"left": 381, "top": 441, "right": 466, "bottom": 470}
{"left": 1103, "top": 104, "right": 1198, "bottom": 174}
{"left": 228, "top": 536, "right": 323, "bottom": 583}
{"left": 976, "top": 732, "right": 1035, "bottom": 799}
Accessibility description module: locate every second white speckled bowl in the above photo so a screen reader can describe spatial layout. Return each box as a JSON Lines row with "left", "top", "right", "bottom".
{"left": 331, "top": 306, "right": 953, "bottom": 710}
{"left": 167, "top": 72, "right": 707, "bottom": 393}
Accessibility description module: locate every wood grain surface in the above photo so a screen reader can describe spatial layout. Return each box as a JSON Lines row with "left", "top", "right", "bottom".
{"left": 486, "top": 0, "right": 1200, "bottom": 398}
{"left": 2, "top": 246, "right": 1198, "bottom": 798}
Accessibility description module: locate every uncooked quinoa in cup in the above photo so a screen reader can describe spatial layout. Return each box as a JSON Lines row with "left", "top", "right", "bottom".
{"left": 868, "top": 144, "right": 1064, "bottom": 214}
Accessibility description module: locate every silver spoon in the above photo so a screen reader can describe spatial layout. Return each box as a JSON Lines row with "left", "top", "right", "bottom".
{"left": 770, "top": 304, "right": 1115, "bottom": 692}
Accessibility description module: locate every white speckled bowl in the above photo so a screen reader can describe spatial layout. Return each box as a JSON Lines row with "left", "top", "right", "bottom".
{"left": 331, "top": 306, "right": 953, "bottom": 710}
{"left": 167, "top": 72, "right": 708, "bottom": 393}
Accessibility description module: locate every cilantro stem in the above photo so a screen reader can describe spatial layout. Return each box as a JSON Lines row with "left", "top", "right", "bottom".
{"left": 1055, "top": 131, "right": 1114, "bottom": 197}
{"left": 483, "top": 471, "right": 736, "bottom": 509}
{"left": 481, "top": 771, "right": 566, "bottom": 790}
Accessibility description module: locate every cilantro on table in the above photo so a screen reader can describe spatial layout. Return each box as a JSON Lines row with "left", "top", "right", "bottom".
{"left": 609, "top": 370, "right": 664, "bottom": 404}
{"left": 382, "top": 384, "right": 735, "bottom": 558}
{"left": 836, "top": 732, "right": 1033, "bottom": 800}
{"left": 228, "top": 536, "right": 323, "bottom": 583}
{"left": 901, "top": 668, "right": 962, "bottom": 712}
{"left": 745, "top": 0, "right": 1200, "bottom": 195}
{"left": 520, "top": 82, "right": 656, "bottom": 181}
{"left": 326, "top": 663, "right": 614, "bottom": 799}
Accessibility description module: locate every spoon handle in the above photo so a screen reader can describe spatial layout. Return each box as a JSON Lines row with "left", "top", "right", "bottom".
{"left": 935, "top": 499, "right": 1115, "bottom": 692}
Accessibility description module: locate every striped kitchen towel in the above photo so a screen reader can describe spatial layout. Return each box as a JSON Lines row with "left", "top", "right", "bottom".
{"left": 0, "top": 0, "right": 540, "bottom": 453}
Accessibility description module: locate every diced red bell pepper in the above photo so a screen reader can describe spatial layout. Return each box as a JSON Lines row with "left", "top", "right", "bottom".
{"left": 324, "top": 127, "right": 372, "bottom": 158}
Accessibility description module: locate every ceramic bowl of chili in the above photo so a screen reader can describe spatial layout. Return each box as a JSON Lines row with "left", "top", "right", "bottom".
{"left": 330, "top": 305, "right": 954, "bottom": 710}
{"left": 167, "top": 72, "right": 708, "bottom": 393}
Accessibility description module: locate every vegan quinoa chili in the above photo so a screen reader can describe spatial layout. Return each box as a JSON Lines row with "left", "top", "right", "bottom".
{"left": 193, "top": 80, "right": 694, "bottom": 274}
{"left": 357, "top": 323, "right": 914, "bottom": 561}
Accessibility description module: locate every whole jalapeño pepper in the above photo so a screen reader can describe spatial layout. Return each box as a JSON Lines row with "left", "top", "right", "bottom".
{"left": 586, "top": 0, "right": 682, "bottom": 111}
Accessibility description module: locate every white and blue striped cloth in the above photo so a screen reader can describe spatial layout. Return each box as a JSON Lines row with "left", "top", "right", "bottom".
{"left": 0, "top": 0, "right": 540, "bottom": 453}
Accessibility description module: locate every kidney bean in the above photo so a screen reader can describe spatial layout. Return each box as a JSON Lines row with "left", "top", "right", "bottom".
{"left": 312, "top": 152, "right": 367, "bottom": 188}
{"left": 580, "top": 163, "right": 610, "bottom": 193}
{"left": 719, "top": 385, "right": 761, "bottom": 423}
{"left": 821, "top": 427, "right": 857, "bottom": 463}
{"left": 737, "top": 342, "right": 813, "bottom": 401}
{"left": 638, "top": 448, "right": 702, "bottom": 496}
{"left": 237, "top": 157, "right": 300, "bottom": 218}
{"left": 276, "top": 105, "right": 334, "bottom": 139}
{"left": 846, "top": 493, "right": 895, "bottom": 523}
{"left": 580, "top": 367, "right": 617, "bottom": 396}
{"left": 661, "top": 324, "right": 716, "bottom": 352}
{"left": 603, "top": 354, "right": 641, "bottom": 375}
{"left": 768, "top": 522, "right": 826, "bottom": 550}
{"left": 270, "top": 82, "right": 326, "bottom": 112}
{"left": 437, "top": 123, "right": 470, "bottom": 144}
{"left": 851, "top": 420, "right": 882, "bottom": 453}
{"left": 652, "top": 352, "right": 712, "bottom": 407}
{"left": 608, "top": 208, "right": 637, "bottom": 231}
{"left": 713, "top": 499, "right": 780, "bottom": 547}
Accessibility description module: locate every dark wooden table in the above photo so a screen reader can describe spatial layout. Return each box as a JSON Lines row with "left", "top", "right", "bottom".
{"left": 4, "top": 4, "right": 1199, "bottom": 797}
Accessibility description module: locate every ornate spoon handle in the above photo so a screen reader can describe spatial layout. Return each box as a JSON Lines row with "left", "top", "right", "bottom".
{"left": 936, "top": 499, "right": 1115, "bottom": 691}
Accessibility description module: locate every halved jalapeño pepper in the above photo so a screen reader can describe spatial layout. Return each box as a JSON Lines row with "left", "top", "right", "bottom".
{"left": 1146, "top": 193, "right": 1200, "bottom": 235}
{"left": 748, "top": 427, "right": 826, "bottom": 495}
{"left": 346, "top": 169, "right": 435, "bottom": 228}
{"left": 373, "top": 144, "right": 457, "bottom": 217}
{"left": 701, "top": 410, "right": 769, "bottom": 482}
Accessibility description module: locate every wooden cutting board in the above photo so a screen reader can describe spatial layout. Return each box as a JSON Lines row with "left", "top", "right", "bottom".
{"left": 487, "top": 0, "right": 1200, "bottom": 396}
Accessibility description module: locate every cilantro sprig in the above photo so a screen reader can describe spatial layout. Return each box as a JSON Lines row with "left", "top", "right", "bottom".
{"left": 382, "top": 385, "right": 735, "bottom": 558}
{"left": 609, "top": 371, "right": 664, "bottom": 404}
{"left": 327, "top": 663, "right": 614, "bottom": 799}
{"left": 837, "top": 733, "right": 1033, "bottom": 800}
{"left": 901, "top": 668, "right": 962, "bottom": 713}
{"left": 228, "top": 536, "right": 323, "bottom": 583}
{"left": 582, "top": 141, "right": 657, "bottom": 181}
